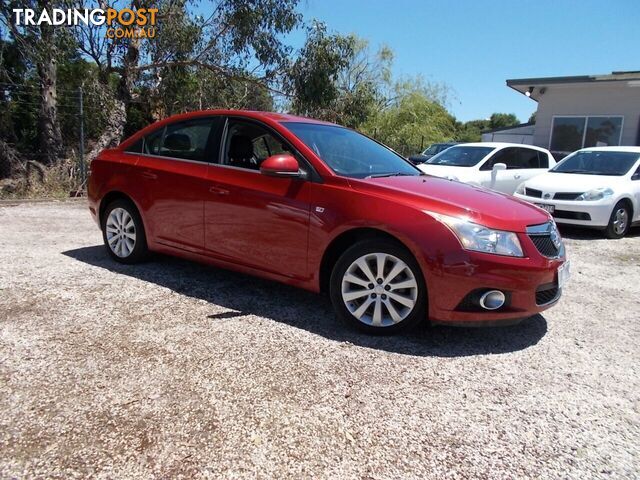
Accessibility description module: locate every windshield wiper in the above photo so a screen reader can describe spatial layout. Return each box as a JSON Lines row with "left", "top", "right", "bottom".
{"left": 365, "top": 172, "right": 417, "bottom": 178}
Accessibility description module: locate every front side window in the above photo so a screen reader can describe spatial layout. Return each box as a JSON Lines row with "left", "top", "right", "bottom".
{"left": 480, "top": 148, "right": 521, "bottom": 170}
{"left": 550, "top": 116, "right": 623, "bottom": 152}
{"left": 284, "top": 122, "right": 419, "bottom": 178}
{"left": 551, "top": 150, "right": 640, "bottom": 176}
{"left": 223, "top": 119, "right": 292, "bottom": 171}
{"left": 427, "top": 146, "right": 495, "bottom": 167}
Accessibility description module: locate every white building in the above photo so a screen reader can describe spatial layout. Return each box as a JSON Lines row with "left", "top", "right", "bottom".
{"left": 484, "top": 71, "right": 640, "bottom": 156}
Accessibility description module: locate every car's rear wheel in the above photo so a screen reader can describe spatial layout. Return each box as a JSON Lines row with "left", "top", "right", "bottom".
{"left": 102, "top": 199, "right": 148, "bottom": 263}
{"left": 605, "top": 201, "right": 631, "bottom": 239}
{"left": 330, "top": 239, "right": 426, "bottom": 334}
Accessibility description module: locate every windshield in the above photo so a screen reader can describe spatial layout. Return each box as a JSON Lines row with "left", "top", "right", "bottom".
{"left": 550, "top": 150, "right": 640, "bottom": 176}
{"left": 423, "top": 143, "right": 452, "bottom": 155}
{"left": 426, "top": 146, "right": 495, "bottom": 167}
{"left": 283, "top": 122, "right": 420, "bottom": 178}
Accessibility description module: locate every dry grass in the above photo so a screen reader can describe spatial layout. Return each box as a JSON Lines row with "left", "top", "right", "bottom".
{"left": 0, "top": 158, "right": 85, "bottom": 200}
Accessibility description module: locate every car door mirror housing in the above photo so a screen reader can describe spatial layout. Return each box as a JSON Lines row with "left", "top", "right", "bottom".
{"left": 260, "top": 154, "right": 302, "bottom": 178}
{"left": 489, "top": 162, "right": 507, "bottom": 189}
{"left": 492, "top": 162, "right": 507, "bottom": 172}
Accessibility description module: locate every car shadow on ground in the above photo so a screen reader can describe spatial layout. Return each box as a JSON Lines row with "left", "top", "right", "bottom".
{"left": 63, "top": 246, "right": 548, "bottom": 358}
{"left": 558, "top": 224, "right": 640, "bottom": 240}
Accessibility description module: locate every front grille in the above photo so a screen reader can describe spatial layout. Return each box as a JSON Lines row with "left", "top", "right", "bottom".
{"left": 529, "top": 235, "right": 560, "bottom": 258}
{"left": 552, "top": 210, "right": 591, "bottom": 221}
{"left": 536, "top": 284, "right": 560, "bottom": 305}
{"left": 553, "top": 192, "right": 583, "bottom": 200}
{"left": 525, "top": 188, "right": 542, "bottom": 198}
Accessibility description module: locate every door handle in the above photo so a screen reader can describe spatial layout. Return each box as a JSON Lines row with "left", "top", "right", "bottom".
{"left": 209, "top": 186, "right": 229, "bottom": 196}
{"left": 141, "top": 171, "right": 158, "bottom": 180}
{"left": 513, "top": 174, "right": 521, "bottom": 179}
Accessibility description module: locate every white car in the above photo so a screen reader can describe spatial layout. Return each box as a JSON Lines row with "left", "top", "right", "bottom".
{"left": 514, "top": 147, "right": 640, "bottom": 238}
{"left": 417, "top": 142, "right": 556, "bottom": 194}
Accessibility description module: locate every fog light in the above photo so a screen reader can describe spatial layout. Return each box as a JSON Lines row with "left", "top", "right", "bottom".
{"left": 479, "top": 290, "right": 505, "bottom": 310}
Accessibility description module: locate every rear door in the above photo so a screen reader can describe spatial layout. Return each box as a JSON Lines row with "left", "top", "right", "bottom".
{"left": 135, "top": 117, "right": 222, "bottom": 252}
{"left": 514, "top": 147, "right": 552, "bottom": 185}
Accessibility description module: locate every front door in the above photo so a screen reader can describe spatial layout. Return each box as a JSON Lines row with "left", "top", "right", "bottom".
{"left": 204, "top": 117, "right": 312, "bottom": 280}
{"left": 480, "top": 147, "right": 548, "bottom": 194}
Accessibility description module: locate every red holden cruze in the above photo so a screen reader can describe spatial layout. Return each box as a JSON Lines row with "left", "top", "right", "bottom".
{"left": 88, "top": 110, "right": 569, "bottom": 333}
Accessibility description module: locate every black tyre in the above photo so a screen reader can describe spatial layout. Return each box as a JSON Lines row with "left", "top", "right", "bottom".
{"left": 329, "top": 239, "right": 427, "bottom": 334}
{"left": 604, "top": 201, "right": 631, "bottom": 239}
{"left": 101, "top": 199, "right": 149, "bottom": 264}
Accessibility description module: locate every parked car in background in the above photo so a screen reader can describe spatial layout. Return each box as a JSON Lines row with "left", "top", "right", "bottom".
{"left": 514, "top": 147, "right": 640, "bottom": 238}
{"left": 417, "top": 142, "right": 556, "bottom": 194}
{"left": 408, "top": 142, "right": 458, "bottom": 164}
{"left": 88, "top": 110, "right": 568, "bottom": 334}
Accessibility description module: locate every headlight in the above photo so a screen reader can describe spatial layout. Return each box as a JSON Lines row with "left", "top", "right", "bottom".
{"left": 576, "top": 188, "right": 613, "bottom": 201}
{"left": 515, "top": 182, "right": 526, "bottom": 195}
{"left": 431, "top": 213, "right": 524, "bottom": 257}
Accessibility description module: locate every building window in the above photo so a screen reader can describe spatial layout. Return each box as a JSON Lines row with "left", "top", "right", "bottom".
{"left": 550, "top": 116, "right": 623, "bottom": 152}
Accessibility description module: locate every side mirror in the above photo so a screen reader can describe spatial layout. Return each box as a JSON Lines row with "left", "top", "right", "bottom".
{"left": 490, "top": 163, "right": 507, "bottom": 188}
{"left": 260, "top": 154, "right": 301, "bottom": 178}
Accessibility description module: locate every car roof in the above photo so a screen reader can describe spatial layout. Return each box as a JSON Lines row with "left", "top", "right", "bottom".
{"left": 577, "top": 146, "right": 640, "bottom": 153}
{"left": 166, "top": 109, "right": 336, "bottom": 126}
{"left": 457, "top": 142, "right": 551, "bottom": 153}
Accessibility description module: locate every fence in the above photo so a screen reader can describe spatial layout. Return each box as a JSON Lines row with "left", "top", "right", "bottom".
{"left": 0, "top": 81, "right": 88, "bottom": 192}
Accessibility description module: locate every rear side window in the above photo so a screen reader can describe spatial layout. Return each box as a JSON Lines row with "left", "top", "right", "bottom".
{"left": 125, "top": 138, "right": 143, "bottom": 153}
{"left": 145, "top": 128, "right": 165, "bottom": 156}
{"left": 517, "top": 148, "right": 541, "bottom": 168}
{"left": 537, "top": 151, "right": 549, "bottom": 168}
{"left": 143, "top": 117, "right": 222, "bottom": 162}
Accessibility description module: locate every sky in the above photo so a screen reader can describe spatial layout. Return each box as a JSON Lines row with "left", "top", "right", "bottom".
{"left": 286, "top": 0, "right": 640, "bottom": 122}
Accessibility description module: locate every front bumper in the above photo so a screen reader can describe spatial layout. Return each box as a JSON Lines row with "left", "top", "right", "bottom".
{"left": 514, "top": 193, "right": 613, "bottom": 228}
{"left": 425, "top": 233, "right": 566, "bottom": 326}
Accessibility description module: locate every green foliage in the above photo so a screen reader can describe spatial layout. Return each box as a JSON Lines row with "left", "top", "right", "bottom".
{"left": 363, "top": 80, "right": 457, "bottom": 156}
{"left": 454, "top": 113, "right": 521, "bottom": 143}
{"left": 285, "top": 21, "right": 354, "bottom": 119}
{"left": 489, "top": 112, "right": 519, "bottom": 129}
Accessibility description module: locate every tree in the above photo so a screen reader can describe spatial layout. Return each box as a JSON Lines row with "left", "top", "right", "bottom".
{"left": 75, "top": 0, "right": 302, "bottom": 160}
{"left": 489, "top": 112, "right": 519, "bottom": 129}
{"left": 363, "top": 80, "right": 457, "bottom": 155}
{"left": 285, "top": 21, "right": 353, "bottom": 120}
{"left": 0, "top": 0, "right": 72, "bottom": 165}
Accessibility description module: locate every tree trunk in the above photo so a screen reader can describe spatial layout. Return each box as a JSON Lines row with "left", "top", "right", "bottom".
{"left": 86, "top": 13, "right": 142, "bottom": 163}
{"left": 0, "top": 139, "right": 21, "bottom": 179}
{"left": 37, "top": 22, "right": 62, "bottom": 166}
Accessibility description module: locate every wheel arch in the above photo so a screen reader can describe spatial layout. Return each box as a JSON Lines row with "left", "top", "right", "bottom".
{"left": 318, "top": 227, "right": 426, "bottom": 295}
{"left": 617, "top": 196, "right": 635, "bottom": 217}
{"left": 99, "top": 191, "right": 143, "bottom": 230}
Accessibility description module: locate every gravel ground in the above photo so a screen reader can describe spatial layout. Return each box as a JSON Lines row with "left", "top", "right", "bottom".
{"left": 0, "top": 200, "right": 639, "bottom": 479}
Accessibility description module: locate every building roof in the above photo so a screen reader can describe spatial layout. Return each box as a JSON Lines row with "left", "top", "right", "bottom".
{"left": 481, "top": 122, "right": 534, "bottom": 134}
{"left": 506, "top": 70, "right": 640, "bottom": 101}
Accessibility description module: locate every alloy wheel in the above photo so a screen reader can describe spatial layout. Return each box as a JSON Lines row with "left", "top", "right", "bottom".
{"left": 106, "top": 207, "right": 136, "bottom": 258}
{"left": 341, "top": 252, "right": 418, "bottom": 327}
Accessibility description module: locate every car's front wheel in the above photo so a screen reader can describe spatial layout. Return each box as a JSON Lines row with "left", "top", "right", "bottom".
{"left": 330, "top": 239, "right": 427, "bottom": 334}
{"left": 605, "top": 201, "right": 631, "bottom": 239}
{"left": 101, "top": 199, "right": 149, "bottom": 263}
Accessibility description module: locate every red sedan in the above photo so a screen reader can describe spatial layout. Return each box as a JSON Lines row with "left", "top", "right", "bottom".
{"left": 88, "top": 110, "right": 569, "bottom": 333}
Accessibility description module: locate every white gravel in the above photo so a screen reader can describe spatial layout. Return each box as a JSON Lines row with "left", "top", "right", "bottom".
{"left": 0, "top": 200, "right": 639, "bottom": 479}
